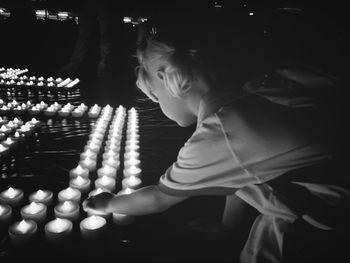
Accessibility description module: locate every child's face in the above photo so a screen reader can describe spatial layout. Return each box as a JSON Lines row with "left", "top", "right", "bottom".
{"left": 143, "top": 67, "right": 196, "bottom": 127}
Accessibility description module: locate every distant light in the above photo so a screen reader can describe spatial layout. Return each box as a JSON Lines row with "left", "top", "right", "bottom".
{"left": 123, "top": 16, "right": 132, "bottom": 23}
{"left": 249, "top": 12, "right": 254, "bottom": 16}
{"left": 35, "top": 10, "right": 45, "bottom": 16}
{"left": 0, "top": 7, "right": 11, "bottom": 19}
{"left": 123, "top": 16, "right": 147, "bottom": 25}
{"left": 58, "top": 12, "right": 69, "bottom": 19}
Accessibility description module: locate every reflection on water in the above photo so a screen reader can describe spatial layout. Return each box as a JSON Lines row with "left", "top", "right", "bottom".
{"left": 0, "top": 86, "right": 216, "bottom": 261}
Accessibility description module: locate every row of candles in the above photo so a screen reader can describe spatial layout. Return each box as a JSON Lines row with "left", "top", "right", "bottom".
{"left": 0, "top": 67, "right": 80, "bottom": 89}
{"left": 0, "top": 117, "right": 41, "bottom": 160}
{"left": 0, "top": 99, "right": 100, "bottom": 119}
{"left": 0, "top": 105, "right": 142, "bottom": 244}
{"left": 0, "top": 188, "right": 107, "bottom": 243}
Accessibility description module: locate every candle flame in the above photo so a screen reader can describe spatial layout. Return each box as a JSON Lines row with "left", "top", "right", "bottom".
{"left": 61, "top": 187, "right": 80, "bottom": 200}
{"left": 49, "top": 218, "right": 70, "bottom": 233}
{"left": 75, "top": 176, "right": 86, "bottom": 185}
{"left": 5, "top": 187, "right": 19, "bottom": 198}
{"left": 61, "top": 201, "right": 75, "bottom": 212}
{"left": 35, "top": 189, "right": 47, "bottom": 199}
{"left": 26, "top": 202, "right": 43, "bottom": 214}
{"left": 83, "top": 215, "right": 106, "bottom": 230}
{"left": 17, "top": 220, "right": 32, "bottom": 234}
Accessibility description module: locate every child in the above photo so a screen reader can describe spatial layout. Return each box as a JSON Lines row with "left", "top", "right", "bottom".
{"left": 83, "top": 11, "right": 350, "bottom": 263}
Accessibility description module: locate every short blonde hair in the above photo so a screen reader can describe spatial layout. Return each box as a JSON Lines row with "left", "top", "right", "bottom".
{"left": 136, "top": 39, "right": 198, "bottom": 98}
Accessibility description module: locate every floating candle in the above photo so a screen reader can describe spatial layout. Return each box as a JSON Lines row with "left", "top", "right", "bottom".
{"left": 8, "top": 219, "right": 38, "bottom": 245}
{"left": 94, "top": 176, "right": 116, "bottom": 192}
{"left": 124, "top": 157, "right": 141, "bottom": 168}
{"left": 45, "top": 218, "right": 73, "bottom": 243}
{"left": 69, "top": 164, "right": 89, "bottom": 178}
{"left": 20, "top": 202, "right": 47, "bottom": 223}
{"left": 69, "top": 176, "right": 91, "bottom": 194}
{"left": 97, "top": 165, "right": 118, "bottom": 178}
{"left": 124, "top": 150, "right": 140, "bottom": 160}
{"left": 80, "top": 215, "right": 107, "bottom": 240}
{"left": 0, "top": 187, "right": 24, "bottom": 207}
{"left": 79, "top": 157, "right": 97, "bottom": 172}
{"left": 122, "top": 175, "right": 142, "bottom": 190}
{"left": 58, "top": 187, "right": 81, "bottom": 203}
{"left": 0, "top": 144, "right": 10, "bottom": 158}
{"left": 28, "top": 189, "right": 53, "bottom": 206}
{"left": 80, "top": 149, "right": 98, "bottom": 160}
{"left": 54, "top": 201, "right": 80, "bottom": 221}
{"left": 123, "top": 166, "right": 142, "bottom": 177}
{"left": 0, "top": 204, "right": 12, "bottom": 226}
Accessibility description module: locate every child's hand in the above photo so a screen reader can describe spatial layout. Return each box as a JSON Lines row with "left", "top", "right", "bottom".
{"left": 82, "top": 192, "right": 115, "bottom": 214}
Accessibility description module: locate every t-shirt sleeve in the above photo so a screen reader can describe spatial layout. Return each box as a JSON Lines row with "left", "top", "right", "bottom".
{"left": 158, "top": 114, "right": 249, "bottom": 196}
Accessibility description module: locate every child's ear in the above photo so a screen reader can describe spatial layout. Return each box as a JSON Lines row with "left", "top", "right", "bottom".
{"left": 156, "top": 71, "right": 165, "bottom": 81}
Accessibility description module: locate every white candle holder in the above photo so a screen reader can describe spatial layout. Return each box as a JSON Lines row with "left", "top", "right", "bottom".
{"left": 0, "top": 187, "right": 24, "bottom": 207}
{"left": 8, "top": 219, "right": 38, "bottom": 245}
{"left": 69, "top": 176, "right": 91, "bottom": 194}
{"left": 123, "top": 166, "right": 142, "bottom": 177}
{"left": 97, "top": 165, "right": 117, "bottom": 178}
{"left": 78, "top": 157, "right": 97, "bottom": 172}
{"left": 0, "top": 204, "right": 12, "bottom": 226}
{"left": 28, "top": 189, "right": 53, "bottom": 206}
{"left": 102, "top": 157, "right": 120, "bottom": 170}
{"left": 80, "top": 215, "right": 107, "bottom": 240}
{"left": 20, "top": 202, "right": 47, "bottom": 223}
{"left": 69, "top": 164, "right": 90, "bottom": 178}
{"left": 124, "top": 157, "right": 141, "bottom": 169}
{"left": 54, "top": 201, "right": 80, "bottom": 221}
{"left": 122, "top": 176, "right": 142, "bottom": 190}
{"left": 94, "top": 176, "right": 116, "bottom": 192}
{"left": 58, "top": 187, "right": 81, "bottom": 203}
{"left": 45, "top": 218, "right": 73, "bottom": 243}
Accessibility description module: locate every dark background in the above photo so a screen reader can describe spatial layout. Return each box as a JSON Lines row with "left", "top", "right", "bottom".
{"left": 0, "top": 1, "right": 349, "bottom": 262}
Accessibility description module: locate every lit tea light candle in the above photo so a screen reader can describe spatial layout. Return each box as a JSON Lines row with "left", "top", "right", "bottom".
{"left": 20, "top": 202, "right": 47, "bottom": 223}
{"left": 54, "top": 201, "right": 80, "bottom": 221}
{"left": 69, "top": 176, "right": 91, "bottom": 194}
{"left": 94, "top": 176, "right": 116, "bottom": 192}
{"left": 79, "top": 157, "right": 97, "bottom": 172}
{"left": 58, "top": 187, "right": 81, "bottom": 203}
{"left": 0, "top": 204, "right": 12, "bottom": 226}
{"left": 2, "top": 137, "right": 18, "bottom": 150}
{"left": 0, "top": 187, "right": 24, "bottom": 207}
{"left": 84, "top": 142, "right": 100, "bottom": 153}
{"left": 45, "top": 218, "right": 73, "bottom": 243}
{"left": 80, "top": 215, "right": 107, "bottom": 240}
{"left": 123, "top": 166, "right": 142, "bottom": 177}
{"left": 122, "top": 175, "right": 142, "bottom": 190}
{"left": 102, "top": 150, "right": 119, "bottom": 160}
{"left": 125, "top": 144, "right": 140, "bottom": 152}
{"left": 8, "top": 219, "right": 38, "bottom": 245}
{"left": 112, "top": 188, "right": 135, "bottom": 225}
{"left": 102, "top": 157, "right": 120, "bottom": 170}
{"left": 97, "top": 165, "right": 117, "bottom": 178}
{"left": 0, "top": 144, "right": 10, "bottom": 158}
{"left": 80, "top": 149, "right": 98, "bottom": 160}
{"left": 69, "top": 164, "right": 89, "bottom": 178}
{"left": 124, "top": 150, "right": 140, "bottom": 160}
{"left": 124, "top": 157, "right": 141, "bottom": 168}
{"left": 88, "top": 187, "right": 109, "bottom": 197}
{"left": 28, "top": 189, "right": 53, "bottom": 206}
